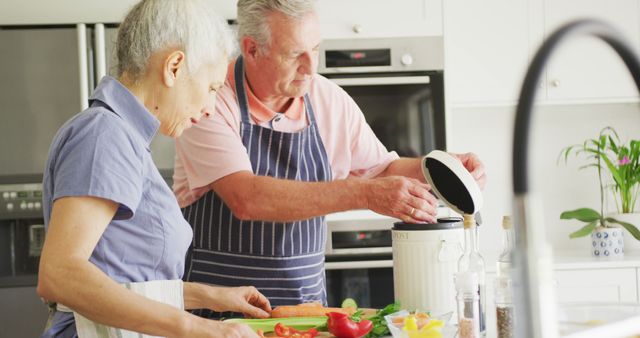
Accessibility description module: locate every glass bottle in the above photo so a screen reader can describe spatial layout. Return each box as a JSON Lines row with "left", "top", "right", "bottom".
{"left": 494, "top": 276, "right": 515, "bottom": 338}
{"left": 458, "top": 214, "right": 486, "bottom": 336}
{"left": 497, "top": 215, "right": 515, "bottom": 277}
{"left": 455, "top": 271, "right": 481, "bottom": 338}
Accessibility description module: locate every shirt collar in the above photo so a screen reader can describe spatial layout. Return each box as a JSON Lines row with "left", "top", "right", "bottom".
{"left": 227, "top": 60, "right": 304, "bottom": 123}
{"left": 89, "top": 76, "right": 160, "bottom": 147}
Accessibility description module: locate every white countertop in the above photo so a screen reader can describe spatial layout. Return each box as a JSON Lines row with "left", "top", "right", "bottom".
{"left": 484, "top": 250, "right": 640, "bottom": 273}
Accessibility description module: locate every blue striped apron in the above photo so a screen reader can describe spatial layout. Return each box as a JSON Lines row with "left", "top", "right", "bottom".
{"left": 182, "top": 56, "right": 332, "bottom": 318}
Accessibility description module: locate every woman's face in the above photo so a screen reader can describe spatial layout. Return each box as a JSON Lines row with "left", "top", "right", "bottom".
{"left": 159, "top": 61, "right": 227, "bottom": 138}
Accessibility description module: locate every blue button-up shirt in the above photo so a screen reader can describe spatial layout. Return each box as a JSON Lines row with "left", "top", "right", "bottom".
{"left": 43, "top": 76, "right": 192, "bottom": 283}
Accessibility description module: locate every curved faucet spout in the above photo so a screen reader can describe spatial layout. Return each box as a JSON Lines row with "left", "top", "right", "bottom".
{"left": 512, "top": 19, "right": 640, "bottom": 338}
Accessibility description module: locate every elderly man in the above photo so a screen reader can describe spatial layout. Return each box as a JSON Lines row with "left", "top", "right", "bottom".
{"left": 173, "top": 0, "right": 485, "bottom": 316}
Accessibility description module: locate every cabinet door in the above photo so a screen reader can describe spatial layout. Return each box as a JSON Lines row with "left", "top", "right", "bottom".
{"left": 444, "top": 0, "right": 530, "bottom": 105}
{"left": 544, "top": 0, "right": 640, "bottom": 102}
{"left": 316, "top": 0, "right": 442, "bottom": 39}
{"left": 554, "top": 268, "right": 638, "bottom": 303}
{"left": 0, "top": 0, "right": 236, "bottom": 24}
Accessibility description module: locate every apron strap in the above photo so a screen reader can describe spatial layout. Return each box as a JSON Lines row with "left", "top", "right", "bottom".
{"left": 303, "top": 94, "right": 317, "bottom": 125}
{"left": 234, "top": 56, "right": 252, "bottom": 124}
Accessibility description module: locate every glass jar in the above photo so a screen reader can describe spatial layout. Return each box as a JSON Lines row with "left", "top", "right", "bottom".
{"left": 456, "top": 271, "right": 481, "bottom": 338}
{"left": 494, "top": 276, "right": 514, "bottom": 338}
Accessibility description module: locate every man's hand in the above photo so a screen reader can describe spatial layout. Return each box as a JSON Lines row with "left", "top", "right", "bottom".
{"left": 452, "top": 152, "right": 486, "bottom": 190}
{"left": 365, "top": 176, "right": 438, "bottom": 223}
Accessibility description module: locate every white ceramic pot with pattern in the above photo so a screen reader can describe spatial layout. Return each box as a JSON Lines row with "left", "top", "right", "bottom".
{"left": 607, "top": 213, "right": 640, "bottom": 253}
{"left": 591, "top": 226, "right": 624, "bottom": 258}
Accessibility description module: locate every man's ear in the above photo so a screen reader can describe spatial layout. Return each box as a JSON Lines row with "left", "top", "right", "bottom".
{"left": 162, "top": 50, "right": 186, "bottom": 87}
{"left": 241, "top": 36, "right": 260, "bottom": 62}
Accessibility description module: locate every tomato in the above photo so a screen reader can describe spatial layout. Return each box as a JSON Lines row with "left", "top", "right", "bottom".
{"left": 272, "top": 323, "right": 318, "bottom": 338}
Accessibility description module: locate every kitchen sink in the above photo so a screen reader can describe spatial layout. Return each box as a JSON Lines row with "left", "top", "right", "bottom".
{"left": 558, "top": 302, "right": 640, "bottom": 338}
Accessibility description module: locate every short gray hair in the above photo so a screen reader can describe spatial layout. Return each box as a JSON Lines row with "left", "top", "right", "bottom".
{"left": 116, "top": 0, "right": 235, "bottom": 79}
{"left": 237, "top": 0, "right": 316, "bottom": 48}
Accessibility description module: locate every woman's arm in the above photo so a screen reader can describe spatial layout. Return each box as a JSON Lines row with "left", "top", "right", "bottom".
{"left": 37, "top": 196, "right": 258, "bottom": 338}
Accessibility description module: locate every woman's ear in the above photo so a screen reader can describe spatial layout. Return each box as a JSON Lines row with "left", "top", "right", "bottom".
{"left": 162, "top": 50, "right": 186, "bottom": 87}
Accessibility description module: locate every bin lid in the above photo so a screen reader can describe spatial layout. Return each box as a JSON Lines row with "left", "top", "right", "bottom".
{"left": 393, "top": 217, "right": 463, "bottom": 231}
{"left": 421, "top": 150, "right": 483, "bottom": 215}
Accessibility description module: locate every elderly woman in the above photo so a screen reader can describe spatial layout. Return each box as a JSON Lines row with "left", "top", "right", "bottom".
{"left": 37, "top": 1, "right": 270, "bottom": 337}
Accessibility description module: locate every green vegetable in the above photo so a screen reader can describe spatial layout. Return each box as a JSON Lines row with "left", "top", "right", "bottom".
{"left": 341, "top": 297, "right": 358, "bottom": 309}
{"left": 363, "top": 302, "right": 401, "bottom": 338}
{"left": 223, "top": 316, "right": 327, "bottom": 333}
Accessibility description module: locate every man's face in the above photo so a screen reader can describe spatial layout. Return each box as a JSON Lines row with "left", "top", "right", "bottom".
{"left": 252, "top": 10, "right": 321, "bottom": 99}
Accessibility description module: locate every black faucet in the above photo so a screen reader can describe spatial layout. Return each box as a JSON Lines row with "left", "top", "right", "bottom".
{"left": 511, "top": 19, "right": 640, "bottom": 338}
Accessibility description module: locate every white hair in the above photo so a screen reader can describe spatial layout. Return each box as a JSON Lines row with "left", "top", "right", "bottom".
{"left": 237, "top": 0, "right": 316, "bottom": 48}
{"left": 116, "top": 0, "right": 236, "bottom": 79}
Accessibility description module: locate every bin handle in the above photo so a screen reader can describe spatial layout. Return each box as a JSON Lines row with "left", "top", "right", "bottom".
{"left": 438, "top": 239, "right": 463, "bottom": 262}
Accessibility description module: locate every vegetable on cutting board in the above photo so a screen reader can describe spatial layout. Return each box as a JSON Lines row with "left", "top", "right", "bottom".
{"left": 271, "top": 302, "right": 356, "bottom": 318}
{"left": 224, "top": 316, "right": 327, "bottom": 333}
{"left": 327, "top": 311, "right": 373, "bottom": 338}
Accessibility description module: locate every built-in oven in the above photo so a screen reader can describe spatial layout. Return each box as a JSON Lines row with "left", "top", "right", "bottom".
{"left": 320, "top": 36, "right": 446, "bottom": 307}
{"left": 318, "top": 36, "right": 446, "bottom": 156}
{"left": 324, "top": 213, "right": 394, "bottom": 308}
{"left": 0, "top": 181, "right": 44, "bottom": 287}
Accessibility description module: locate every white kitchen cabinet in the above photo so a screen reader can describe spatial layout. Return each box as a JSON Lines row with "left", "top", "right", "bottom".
{"left": 443, "top": 0, "right": 531, "bottom": 106}
{"left": 0, "top": 0, "right": 237, "bottom": 24}
{"left": 554, "top": 268, "right": 638, "bottom": 303}
{"left": 543, "top": 0, "right": 640, "bottom": 103}
{"left": 444, "top": 0, "right": 640, "bottom": 106}
{"left": 316, "top": 0, "right": 442, "bottom": 39}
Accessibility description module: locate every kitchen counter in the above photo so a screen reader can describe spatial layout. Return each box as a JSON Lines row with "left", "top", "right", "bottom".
{"left": 484, "top": 250, "right": 640, "bottom": 273}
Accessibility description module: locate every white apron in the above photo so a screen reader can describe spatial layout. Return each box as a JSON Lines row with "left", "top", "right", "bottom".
{"left": 57, "top": 279, "right": 183, "bottom": 338}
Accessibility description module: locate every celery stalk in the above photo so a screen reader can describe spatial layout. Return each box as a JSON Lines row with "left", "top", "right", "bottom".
{"left": 223, "top": 316, "right": 328, "bottom": 333}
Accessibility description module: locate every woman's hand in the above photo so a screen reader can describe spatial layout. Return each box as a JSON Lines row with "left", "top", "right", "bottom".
{"left": 185, "top": 284, "right": 271, "bottom": 318}
{"left": 185, "top": 315, "right": 261, "bottom": 338}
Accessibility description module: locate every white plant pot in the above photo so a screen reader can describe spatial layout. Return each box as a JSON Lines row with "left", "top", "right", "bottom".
{"left": 608, "top": 212, "right": 640, "bottom": 253}
{"left": 591, "top": 226, "right": 624, "bottom": 257}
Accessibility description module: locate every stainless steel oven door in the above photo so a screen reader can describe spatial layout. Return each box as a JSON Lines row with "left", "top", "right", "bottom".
{"left": 324, "top": 254, "right": 394, "bottom": 309}
{"left": 326, "top": 73, "right": 445, "bottom": 157}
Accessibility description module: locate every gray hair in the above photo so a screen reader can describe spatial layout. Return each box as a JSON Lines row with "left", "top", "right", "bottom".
{"left": 237, "top": 0, "right": 316, "bottom": 48}
{"left": 116, "top": 0, "right": 236, "bottom": 79}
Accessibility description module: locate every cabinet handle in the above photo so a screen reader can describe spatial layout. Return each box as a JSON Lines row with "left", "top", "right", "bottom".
{"left": 353, "top": 24, "right": 363, "bottom": 34}
{"left": 325, "top": 260, "right": 393, "bottom": 270}
{"left": 551, "top": 79, "right": 561, "bottom": 87}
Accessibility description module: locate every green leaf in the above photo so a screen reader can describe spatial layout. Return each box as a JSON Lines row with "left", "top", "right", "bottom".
{"left": 606, "top": 217, "right": 640, "bottom": 241}
{"left": 560, "top": 208, "right": 601, "bottom": 222}
{"left": 601, "top": 154, "right": 625, "bottom": 188}
{"left": 609, "top": 136, "right": 619, "bottom": 153}
{"left": 569, "top": 221, "right": 598, "bottom": 239}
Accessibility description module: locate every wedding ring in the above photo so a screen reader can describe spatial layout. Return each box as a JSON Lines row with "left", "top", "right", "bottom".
{"left": 410, "top": 207, "right": 415, "bottom": 216}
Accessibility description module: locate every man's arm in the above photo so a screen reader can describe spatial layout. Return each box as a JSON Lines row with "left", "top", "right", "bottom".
{"left": 211, "top": 171, "right": 438, "bottom": 223}
{"left": 377, "top": 157, "right": 424, "bottom": 181}
{"left": 378, "top": 153, "right": 487, "bottom": 189}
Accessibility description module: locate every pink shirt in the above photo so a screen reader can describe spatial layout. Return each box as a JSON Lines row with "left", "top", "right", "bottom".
{"left": 173, "top": 61, "right": 399, "bottom": 208}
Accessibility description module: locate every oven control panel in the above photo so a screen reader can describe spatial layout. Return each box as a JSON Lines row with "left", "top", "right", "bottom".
{"left": 0, "top": 183, "right": 43, "bottom": 214}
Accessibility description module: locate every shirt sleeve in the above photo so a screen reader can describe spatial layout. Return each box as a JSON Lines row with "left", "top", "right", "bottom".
{"left": 175, "top": 89, "right": 253, "bottom": 190}
{"left": 344, "top": 94, "right": 400, "bottom": 179}
{"left": 52, "top": 113, "right": 143, "bottom": 220}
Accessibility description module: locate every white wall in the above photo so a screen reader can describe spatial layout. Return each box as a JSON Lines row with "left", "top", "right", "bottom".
{"left": 447, "top": 102, "right": 640, "bottom": 258}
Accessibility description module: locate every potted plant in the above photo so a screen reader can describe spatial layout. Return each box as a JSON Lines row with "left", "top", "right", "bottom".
{"left": 559, "top": 127, "right": 640, "bottom": 257}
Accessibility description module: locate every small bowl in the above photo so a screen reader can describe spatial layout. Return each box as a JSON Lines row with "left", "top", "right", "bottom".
{"left": 384, "top": 310, "right": 455, "bottom": 338}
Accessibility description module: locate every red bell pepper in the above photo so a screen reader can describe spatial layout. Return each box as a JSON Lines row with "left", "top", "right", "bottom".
{"left": 326, "top": 312, "right": 373, "bottom": 338}
{"left": 273, "top": 323, "right": 319, "bottom": 338}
